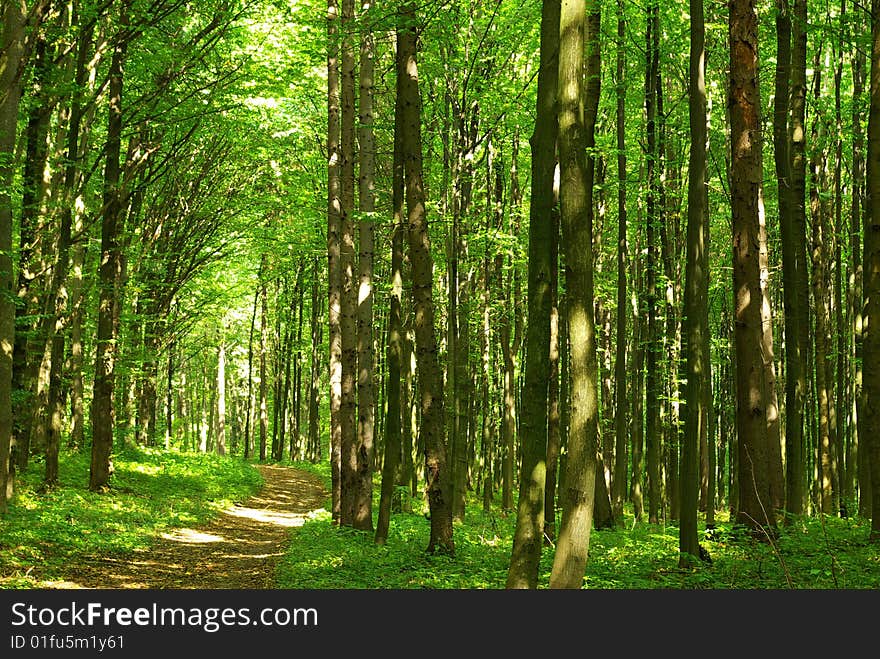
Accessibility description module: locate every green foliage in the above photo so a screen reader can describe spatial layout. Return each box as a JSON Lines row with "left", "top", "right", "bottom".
{"left": 276, "top": 499, "right": 880, "bottom": 589}
{"left": 0, "top": 447, "right": 262, "bottom": 589}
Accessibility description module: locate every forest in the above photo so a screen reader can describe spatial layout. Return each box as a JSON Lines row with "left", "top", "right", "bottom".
{"left": 0, "top": 0, "right": 878, "bottom": 591}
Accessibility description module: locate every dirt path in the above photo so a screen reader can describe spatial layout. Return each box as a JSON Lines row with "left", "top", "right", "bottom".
{"left": 43, "top": 465, "right": 328, "bottom": 589}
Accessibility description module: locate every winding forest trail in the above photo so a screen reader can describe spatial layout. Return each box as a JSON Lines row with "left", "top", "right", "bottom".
{"left": 44, "top": 465, "right": 328, "bottom": 589}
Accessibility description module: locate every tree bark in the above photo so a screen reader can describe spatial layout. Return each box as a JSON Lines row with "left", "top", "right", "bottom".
{"left": 865, "top": 0, "right": 880, "bottom": 539}
{"left": 0, "top": 0, "right": 30, "bottom": 510}
{"left": 259, "top": 255, "right": 269, "bottom": 462}
{"left": 375, "top": 63, "right": 405, "bottom": 544}
{"left": 309, "top": 257, "right": 322, "bottom": 462}
{"left": 611, "top": 0, "right": 628, "bottom": 521}
{"left": 354, "top": 0, "right": 375, "bottom": 531}
{"left": 549, "top": 0, "right": 600, "bottom": 589}
{"left": 327, "top": 0, "right": 343, "bottom": 523}
{"left": 644, "top": 0, "right": 662, "bottom": 524}
{"left": 90, "top": 0, "right": 131, "bottom": 491}
{"left": 774, "top": 0, "right": 806, "bottom": 520}
{"left": 853, "top": 17, "right": 869, "bottom": 518}
{"left": 398, "top": 2, "right": 454, "bottom": 554}
{"left": 680, "top": 0, "right": 709, "bottom": 566}
{"left": 789, "top": 0, "right": 812, "bottom": 514}
{"left": 506, "top": 0, "right": 559, "bottom": 588}
{"left": 339, "top": 0, "right": 358, "bottom": 528}
{"left": 729, "top": 0, "right": 776, "bottom": 533}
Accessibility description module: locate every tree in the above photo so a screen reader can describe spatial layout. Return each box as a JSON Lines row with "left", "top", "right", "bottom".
{"left": 728, "top": 0, "right": 776, "bottom": 534}
{"left": 865, "top": 0, "right": 880, "bottom": 540}
{"left": 0, "top": 0, "right": 34, "bottom": 510}
{"left": 506, "top": 0, "right": 560, "bottom": 589}
{"left": 327, "top": 0, "right": 343, "bottom": 523}
{"left": 774, "top": 0, "right": 806, "bottom": 521}
{"left": 398, "top": 1, "right": 454, "bottom": 555}
{"left": 549, "top": 0, "right": 601, "bottom": 589}
{"left": 355, "top": 0, "right": 376, "bottom": 532}
{"left": 375, "top": 47, "right": 406, "bottom": 544}
{"left": 90, "top": 0, "right": 132, "bottom": 491}
{"left": 680, "top": 0, "right": 709, "bottom": 566}
{"left": 644, "top": 0, "right": 662, "bottom": 525}
{"left": 611, "top": 0, "right": 628, "bottom": 522}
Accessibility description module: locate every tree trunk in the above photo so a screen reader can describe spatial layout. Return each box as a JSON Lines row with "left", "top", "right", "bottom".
{"left": 12, "top": 30, "right": 52, "bottom": 471}
{"left": 355, "top": 0, "right": 375, "bottom": 531}
{"left": 789, "top": 0, "right": 812, "bottom": 515}
{"left": 611, "top": 0, "right": 628, "bottom": 521}
{"left": 644, "top": 0, "right": 662, "bottom": 525}
{"left": 398, "top": 2, "right": 454, "bottom": 555}
{"left": 549, "top": 0, "right": 601, "bottom": 589}
{"left": 339, "top": 0, "right": 359, "bottom": 528}
{"left": 259, "top": 255, "right": 269, "bottom": 462}
{"left": 90, "top": 1, "right": 131, "bottom": 491}
{"left": 852, "top": 19, "right": 868, "bottom": 518}
{"left": 506, "top": 0, "right": 560, "bottom": 589}
{"left": 680, "top": 0, "right": 709, "bottom": 566}
{"left": 327, "top": 0, "right": 343, "bottom": 523}
{"left": 309, "top": 257, "right": 322, "bottom": 462}
{"left": 810, "top": 108, "right": 835, "bottom": 515}
{"left": 544, "top": 202, "right": 561, "bottom": 544}
{"left": 216, "top": 335, "right": 226, "bottom": 456}
{"left": 865, "top": 0, "right": 880, "bottom": 539}
{"left": 774, "top": 0, "right": 806, "bottom": 520}
{"left": 729, "top": 0, "right": 776, "bottom": 533}
{"left": 375, "top": 67, "right": 406, "bottom": 544}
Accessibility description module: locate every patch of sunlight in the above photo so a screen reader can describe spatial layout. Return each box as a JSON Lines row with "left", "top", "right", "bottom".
{"left": 479, "top": 535, "right": 502, "bottom": 547}
{"left": 223, "top": 506, "right": 309, "bottom": 527}
{"left": 38, "top": 580, "right": 87, "bottom": 589}
{"left": 130, "top": 463, "right": 161, "bottom": 475}
{"left": 160, "top": 528, "right": 226, "bottom": 543}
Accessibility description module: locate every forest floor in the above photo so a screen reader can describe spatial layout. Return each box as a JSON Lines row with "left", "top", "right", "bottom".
{"left": 39, "top": 465, "right": 328, "bottom": 589}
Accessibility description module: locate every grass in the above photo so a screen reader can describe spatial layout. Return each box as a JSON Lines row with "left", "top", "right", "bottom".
{"left": 0, "top": 445, "right": 263, "bottom": 588}
{"left": 276, "top": 459, "right": 880, "bottom": 589}
{"left": 2, "top": 448, "right": 878, "bottom": 589}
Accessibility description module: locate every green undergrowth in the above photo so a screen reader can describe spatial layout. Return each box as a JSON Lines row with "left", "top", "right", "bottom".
{"left": 0, "top": 446, "right": 263, "bottom": 588}
{"left": 276, "top": 471, "right": 880, "bottom": 589}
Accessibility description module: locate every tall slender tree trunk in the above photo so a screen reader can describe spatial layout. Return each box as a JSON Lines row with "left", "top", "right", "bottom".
{"left": 339, "top": 0, "right": 359, "bottom": 528}
{"left": 729, "top": 0, "right": 776, "bottom": 533}
{"left": 774, "top": 0, "right": 806, "bottom": 520}
{"left": 611, "top": 0, "right": 628, "bottom": 521}
{"left": 308, "top": 258, "right": 322, "bottom": 462}
{"left": 680, "top": 0, "right": 709, "bottom": 566}
{"left": 398, "top": 2, "right": 454, "bottom": 554}
{"left": 811, "top": 108, "right": 835, "bottom": 515}
{"left": 90, "top": 1, "right": 131, "bottom": 491}
{"left": 12, "top": 30, "right": 52, "bottom": 471}
{"left": 501, "top": 136, "right": 522, "bottom": 514}
{"left": 244, "top": 285, "right": 258, "bottom": 459}
{"left": 853, "top": 22, "right": 868, "bottom": 518}
{"left": 789, "top": 0, "right": 812, "bottom": 514}
{"left": 259, "top": 255, "right": 269, "bottom": 462}
{"left": 0, "top": 0, "right": 30, "bottom": 510}
{"left": 354, "top": 0, "right": 375, "bottom": 531}
{"left": 376, "top": 66, "right": 406, "bottom": 544}
{"left": 834, "top": 0, "right": 847, "bottom": 515}
{"left": 549, "top": 0, "right": 601, "bottom": 589}
{"left": 644, "top": 0, "right": 662, "bottom": 524}
{"left": 864, "top": 0, "right": 880, "bottom": 539}
{"left": 544, "top": 200, "right": 561, "bottom": 544}
{"left": 506, "top": 0, "right": 560, "bottom": 589}
{"left": 631, "top": 254, "right": 646, "bottom": 521}
{"left": 216, "top": 336, "right": 226, "bottom": 456}
{"left": 327, "top": 0, "right": 343, "bottom": 522}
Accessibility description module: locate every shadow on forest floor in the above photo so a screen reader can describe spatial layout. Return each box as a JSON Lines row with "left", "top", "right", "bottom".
{"left": 39, "top": 465, "right": 328, "bottom": 589}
